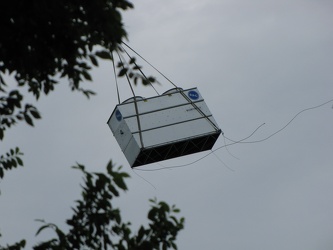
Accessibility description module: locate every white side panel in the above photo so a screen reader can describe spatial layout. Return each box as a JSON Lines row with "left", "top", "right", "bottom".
{"left": 123, "top": 136, "right": 141, "bottom": 166}
{"left": 108, "top": 108, "right": 123, "bottom": 134}
{"left": 132, "top": 118, "right": 217, "bottom": 148}
{"left": 117, "top": 88, "right": 202, "bottom": 118}
{"left": 124, "top": 101, "right": 216, "bottom": 132}
{"left": 113, "top": 121, "right": 133, "bottom": 151}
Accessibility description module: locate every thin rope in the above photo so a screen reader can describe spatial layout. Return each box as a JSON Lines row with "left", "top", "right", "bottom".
{"left": 222, "top": 133, "right": 240, "bottom": 160}
{"left": 131, "top": 168, "right": 156, "bottom": 189}
{"left": 116, "top": 50, "right": 145, "bottom": 148}
{"left": 120, "top": 44, "right": 160, "bottom": 95}
{"left": 121, "top": 42, "right": 220, "bottom": 133}
{"left": 211, "top": 150, "right": 235, "bottom": 171}
{"left": 135, "top": 97, "right": 333, "bottom": 171}
{"left": 111, "top": 52, "right": 121, "bottom": 104}
{"left": 122, "top": 42, "right": 178, "bottom": 88}
{"left": 224, "top": 98, "right": 333, "bottom": 144}
{"left": 115, "top": 50, "right": 136, "bottom": 98}
{"left": 134, "top": 123, "right": 265, "bottom": 171}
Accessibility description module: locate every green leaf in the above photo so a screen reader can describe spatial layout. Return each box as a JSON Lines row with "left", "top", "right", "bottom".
{"left": 95, "top": 50, "right": 112, "bottom": 60}
{"left": 148, "top": 76, "right": 156, "bottom": 83}
{"left": 24, "top": 113, "right": 34, "bottom": 126}
{"left": 129, "top": 57, "right": 136, "bottom": 64}
{"left": 159, "top": 201, "right": 170, "bottom": 212}
{"left": 170, "top": 216, "right": 178, "bottom": 224}
{"left": 114, "top": 209, "right": 121, "bottom": 224}
{"left": 82, "top": 70, "right": 92, "bottom": 81}
{"left": 17, "top": 157, "right": 23, "bottom": 166}
{"left": 30, "top": 109, "right": 41, "bottom": 119}
{"left": 20, "top": 240, "right": 26, "bottom": 248}
{"left": 142, "top": 78, "right": 149, "bottom": 86}
{"left": 89, "top": 55, "right": 99, "bottom": 66}
{"left": 149, "top": 197, "right": 157, "bottom": 204}
{"left": 12, "top": 159, "right": 17, "bottom": 168}
{"left": 108, "top": 184, "right": 119, "bottom": 196}
{"left": 148, "top": 208, "right": 157, "bottom": 221}
{"left": 82, "top": 89, "right": 96, "bottom": 99}
{"left": 118, "top": 68, "right": 128, "bottom": 77}
{"left": 113, "top": 176, "right": 127, "bottom": 190}
{"left": 137, "top": 226, "right": 146, "bottom": 242}
{"left": 133, "top": 76, "right": 138, "bottom": 85}
{"left": 72, "top": 163, "right": 85, "bottom": 174}
{"left": 120, "top": 172, "right": 130, "bottom": 178}
{"left": 35, "top": 224, "right": 52, "bottom": 236}
{"left": 55, "top": 226, "right": 66, "bottom": 240}
{"left": 106, "top": 160, "right": 113, "bottom": 174}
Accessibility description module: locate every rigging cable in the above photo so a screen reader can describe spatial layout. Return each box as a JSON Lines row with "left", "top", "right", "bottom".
{"left": 120, "top": 44, "right": 160, "bottom": 95}
{"left": 223, "top": 98, "right": 333, "bottom": 144}
{"left": 222, "top": 132, "right": 240, "bottom": 160}
{"left": 117, "top": 45, "right": 333, "bottom": 171}
{"left": 134, "top": 123, "right": 266, "bottom": 171}
{"left": 111, "top": 52, "right": 121, "bottom": 104}
{"left": 211, "top": 149, "right": 235, "bottom": 171}
{"left": 131, "top": 168, "right": 156, "bottom": 189}
{"left": 134, "top": 97, "right": 333, "bottom": 171}
{"left": 115, "top": 50, "right": 145, "bottom": 148}
{"left": 120, "top": 43, "right": 221, "bottom": 132}
{"left": 122, "top": 42, "right": 178, "bottom": 88}
{"left": 119, "top": 43, "right": 221, "bottom": 150}
{"left": 120, "top": 43, "right": 220, "bottom": 132}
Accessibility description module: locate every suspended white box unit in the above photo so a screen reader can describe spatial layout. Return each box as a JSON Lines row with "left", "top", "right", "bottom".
{"left": 107, "top": 87, "right": 222, "bottom": 168}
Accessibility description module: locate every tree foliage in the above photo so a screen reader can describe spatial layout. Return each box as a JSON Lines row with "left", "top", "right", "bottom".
{"left": 0, "top": 147, "right": 24, "bottom": 179}
{"left": 0, "top": 0, "right": 133, "bottom": 92}
{"left": 0, "top": 0, "right": 132, "bottom": 139}
{"left": 0, "top": 1, "right": 184, "bottom": 249}
{"left": 32, "top": 162, "right": 184, "bottom": 250}
{"left": 0, "top": 0, "right": 156, "bottom": 140}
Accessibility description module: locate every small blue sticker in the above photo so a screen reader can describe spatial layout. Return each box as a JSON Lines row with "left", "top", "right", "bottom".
{"left": 115, "top": 110, "right": 122, "bottom": 121}
{"left": 188, "top": 90, "right": 199, "bottom": 100}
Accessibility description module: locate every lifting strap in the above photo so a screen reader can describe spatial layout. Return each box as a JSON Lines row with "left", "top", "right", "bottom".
{"left": 112, "top": 43, "right": 221, "bottom": 150}
{"left": 115, "top": 50, "right": 145, "bottom": 148}
{"left": 121, "top": 42, "right": 220, "bottom": 133}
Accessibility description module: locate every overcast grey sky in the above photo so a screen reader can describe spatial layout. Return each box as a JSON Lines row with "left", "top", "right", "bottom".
{"left": 1, "top": 0, "right": 333, "bottom": 249}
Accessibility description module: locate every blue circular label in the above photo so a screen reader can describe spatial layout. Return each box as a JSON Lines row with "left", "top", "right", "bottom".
{"left": 115, "top": 110, "right": 122, "bottom": 121}
{"left": 188, "top": 90, "right": 199, "bottom": 100}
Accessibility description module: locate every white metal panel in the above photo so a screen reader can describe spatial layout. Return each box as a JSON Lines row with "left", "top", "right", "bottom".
{"left": 113, "top": 121, "right": 133, "bottom": 151}
{"left": 124, "top": 103, "right": 216, "bottom": 133}
{"left": 132, "top": 118, "right": 217, "bottom": 148}
{"left": 108, "top": 108, "right": 123, "bottom": 134}
{"left": 117, "top": 88, "right": 202, "bottom": 118}
{"left": 123, "top": 136, "right": 141, "bottom": 166}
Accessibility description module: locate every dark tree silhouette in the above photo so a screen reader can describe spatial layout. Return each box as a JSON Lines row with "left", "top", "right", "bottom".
{"left": 0, "top": 1, "right": 184, "bottom": 249}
